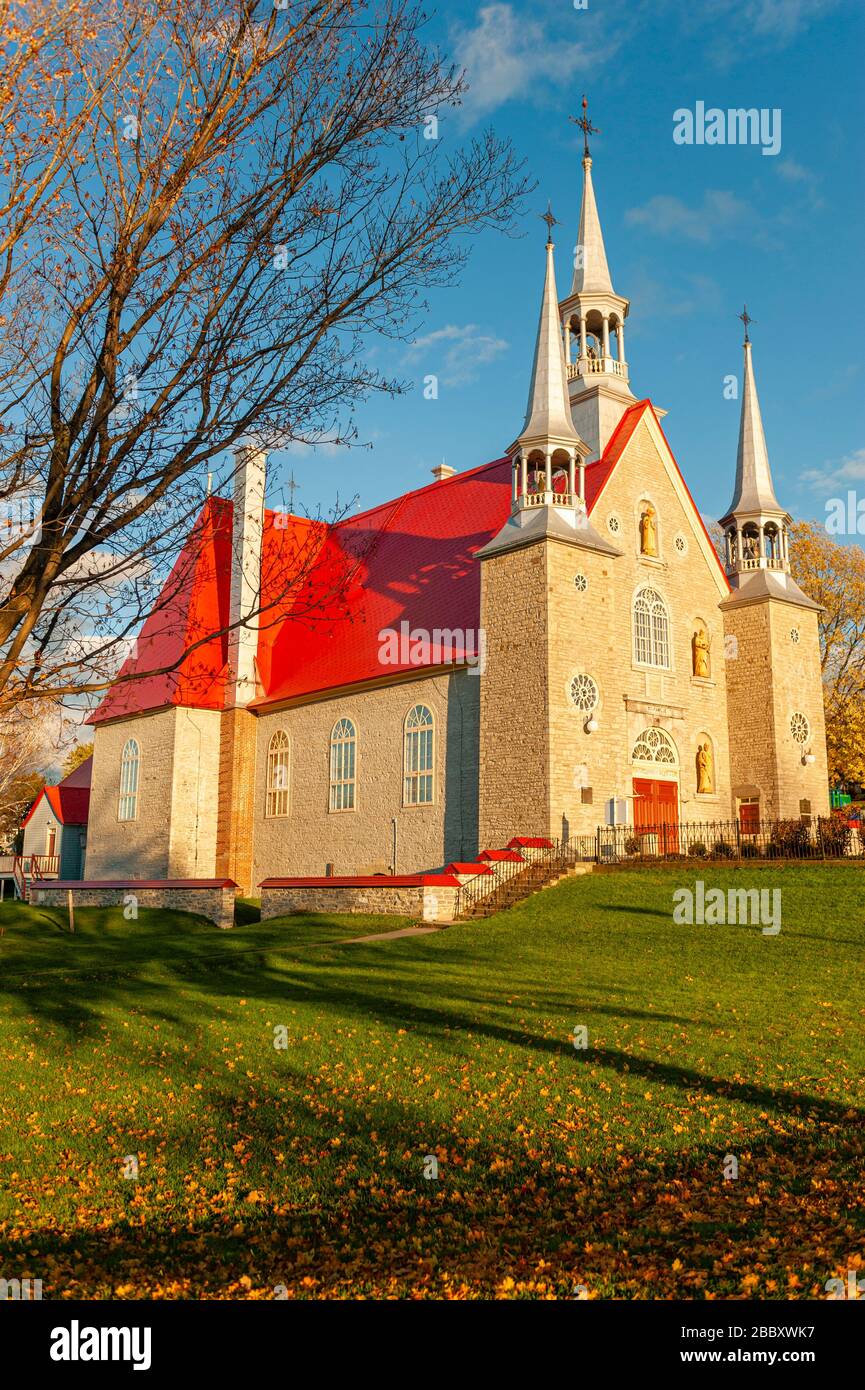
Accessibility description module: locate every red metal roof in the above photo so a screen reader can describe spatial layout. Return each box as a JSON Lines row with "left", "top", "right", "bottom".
{"left": 22, "top": 785, "right": 90, "bottom": 828}
{"left": 260, "top": 875, "right": 460, "bottom": 889}
{"left": 90, "top": 400, "right": 723, "bottom": 722}
{"left": 31, "top": 879, "right": 238, "bottom": 889}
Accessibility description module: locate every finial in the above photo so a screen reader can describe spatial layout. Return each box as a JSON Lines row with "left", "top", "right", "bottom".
{"left": 739, "top": 304, "right": 755, "bottom": 343}
{"left": 540, "top": 200, "right": 560, "bottom": 245}
{"left": 570, "top": 95, "right": 601, "bottom": 158}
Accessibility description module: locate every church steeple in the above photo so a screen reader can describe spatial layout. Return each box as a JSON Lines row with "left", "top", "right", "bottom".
{"left": 558, "top": 98, "right": 634, "bottom": 460}
{"left": 516, "top": 207, "right": 585, "bottom": 453}
{"left": 570, "top": 152, "right": 614, "bottom": 297}
{"left": 720, "top": 313, "right": 792, "bottom": 583}
{"left": 477, "top": 218, "right": 617, "bottom": 562}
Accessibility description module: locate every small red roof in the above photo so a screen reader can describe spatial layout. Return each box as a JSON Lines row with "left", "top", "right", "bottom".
{"left": 21, "top": 755, "right": 93, "bottom": 828}
{"left": 89, "top": 400, "right": 726, "bottom": 723}
{"left": 260, "top": 874, "right": 460, "bottom": 889}
{"left": 445, "top": 861, "right": 494, "bottom": 875}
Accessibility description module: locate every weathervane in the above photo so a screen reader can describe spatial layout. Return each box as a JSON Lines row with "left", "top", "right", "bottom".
{"left": 739, "top": 304, "right": 755, "bottom": 343}
{"left": 570, "top": 95, "right": 601, "bottom": 157}
{"left": 540, "top": 200, "right": 560, "bottom": 245}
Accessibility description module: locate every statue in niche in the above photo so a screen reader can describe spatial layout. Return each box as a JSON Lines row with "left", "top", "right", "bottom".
{"left": 639, "top": 504, "right": 657, "bottom": 556}
{"left": 696, "top": 741, "right": 714, "bottom": 795}
{"left": 692, "top": 627, "right": 710, "bottom": 679}
{"left": 742, "top": 533, "right": 757, "bottom": 560}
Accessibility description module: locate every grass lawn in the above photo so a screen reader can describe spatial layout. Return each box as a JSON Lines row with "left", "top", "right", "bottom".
{"left": 0, "top": 865, "right": 862, "bottom": 1300}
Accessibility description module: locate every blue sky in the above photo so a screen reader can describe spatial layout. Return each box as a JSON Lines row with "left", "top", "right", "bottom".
{"left": 269, "top": 0, "right": 865, "bottom": 535}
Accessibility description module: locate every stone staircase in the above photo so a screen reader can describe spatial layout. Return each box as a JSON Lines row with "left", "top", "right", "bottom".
{"left": 450, "top": 837, "right": 592, "bottom": 920}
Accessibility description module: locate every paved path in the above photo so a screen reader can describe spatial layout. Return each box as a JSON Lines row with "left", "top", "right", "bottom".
{"left": 345, "top": 924, "right": 442, "bottom": 943}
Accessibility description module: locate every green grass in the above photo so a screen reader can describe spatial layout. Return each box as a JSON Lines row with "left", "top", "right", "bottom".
{"left": 0, "top": 864, "right": 862, "bottom": 1299}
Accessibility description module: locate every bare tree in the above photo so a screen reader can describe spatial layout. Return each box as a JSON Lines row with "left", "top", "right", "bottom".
{"left": 0, "top": 0, "right": 530, "bottom": 714}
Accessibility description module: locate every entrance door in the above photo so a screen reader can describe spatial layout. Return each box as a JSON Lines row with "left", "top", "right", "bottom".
{"left": 633, "top": 778, "right": 679, "bottom": 853}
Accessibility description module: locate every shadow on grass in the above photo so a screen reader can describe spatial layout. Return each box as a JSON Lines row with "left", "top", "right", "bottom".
{"left": 2, "top": 1078, "right": 859, "bottom": 1299}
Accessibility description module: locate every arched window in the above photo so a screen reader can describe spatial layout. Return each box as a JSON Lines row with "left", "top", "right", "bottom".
{"left": 632, "top": 728, "right": 678, "bottom": 766}
{"left": 265, "top": 730, "right": 290, "bottom": 817}
{"left": 404, "top": 704, "right": 434, "bottom": 806}
{"left": 329, "top": 718, "right": 357, "bottom": 812}
{"left": 118, "top": 738, "right": 140, "bottom": 821}
{"left": 633, "top": 586, "right": 670, "bottom": 668}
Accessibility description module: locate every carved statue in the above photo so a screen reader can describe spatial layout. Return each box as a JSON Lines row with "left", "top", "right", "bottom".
{"left": 743, "top": 533, "right": 757, "bottom": 559}
{"left": 696, "top": 741, "right": 714, "bottom": 795}
{"left": 640, "top": 504, "right": 657, "bottom": 557}
{"left": 692, "top": 627, "right": 710, "bottom": 679}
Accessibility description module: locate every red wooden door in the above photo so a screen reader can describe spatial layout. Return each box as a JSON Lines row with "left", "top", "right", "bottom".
{"left": 633, "top": 778, "right": 679, "bottom": 852}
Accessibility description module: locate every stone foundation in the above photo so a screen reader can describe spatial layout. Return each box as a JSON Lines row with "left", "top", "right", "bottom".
{"left": 259, "top": 875, "right": 460, "bottom": 923}
{"left": 31, "top": 879, "right": 238, "bottom": 931}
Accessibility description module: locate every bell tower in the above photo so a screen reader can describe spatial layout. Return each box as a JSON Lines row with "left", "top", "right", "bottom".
{"left": 719, "top": 313, "right": 829, "bottom": 822}
{"left": 558, "top": 98, "right": 635, "bottom": 460}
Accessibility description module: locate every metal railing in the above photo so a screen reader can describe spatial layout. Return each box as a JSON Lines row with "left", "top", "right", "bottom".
{"left": 457, "top": 818, "right": 862, "bottom": 915}
{"left": 581, "top": 817, "right": 863, "bottom": 864}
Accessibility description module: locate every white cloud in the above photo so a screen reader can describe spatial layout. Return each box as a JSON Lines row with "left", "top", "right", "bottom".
{"left": 452, "top": 4, "right": 604, "bottom": 124}
{"left": 801, "top": 447, "right": 865, "bottom": 491}
{"left": 408, "top": 322, "right": 509, "bottom": 387}
{"left": 744, "top": 0, "right": 839, "bottom": 41}
{"left": 625, "top": 190, "right": 750, "bottom": 243}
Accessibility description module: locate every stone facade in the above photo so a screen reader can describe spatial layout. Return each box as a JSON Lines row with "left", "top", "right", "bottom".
{"left": 251, "top": 670, "right": 479, "bottom": 885}
{"left": 480, "top": 410, "right": 732, "bottom": 845}
{"left": 723, "top": 598, "right": 829, "bottom": 820}
{"left": 31, "top": 880, "right": 237, "bottom": 930}
{"left": 86, "top": 707, "right": 222, "bottom": 879}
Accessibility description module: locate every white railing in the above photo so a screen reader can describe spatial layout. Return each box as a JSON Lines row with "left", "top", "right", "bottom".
{"left": 567, "top": 357, "right": 628, "bottom": 381}
{"left": 740, "top": 556, "right": 785, "bottom": 571}
{"left": 519, "top": 491, "right": 578, "bottom": 510}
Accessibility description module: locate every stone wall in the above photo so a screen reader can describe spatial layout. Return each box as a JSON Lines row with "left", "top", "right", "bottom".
{"left": 724, "top": 596, "right": 829, "bottom": 821}
{"left": 478, "top": 543, "right": 550, "bottom": 846}
{"left": 86, "top": 707, "right": 222, "bottom": 880}
{"left": 31, "top": 879, "right": 237, "bottom": 930}
{"left": 215, "top": 707, "right": 258, "bottom": 894}
{"left": 251, "top": 670, "right": 479, "bottom": 883}
{"left": 260, "top": 881, "right": 459, "bottom": 923}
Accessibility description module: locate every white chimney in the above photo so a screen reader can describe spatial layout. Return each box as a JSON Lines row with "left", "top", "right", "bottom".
{"left": 431, "top": 462, "right": 455, "bottom": 483}
{"left": 226, "top": 440, "right": 266, "bottom": 707}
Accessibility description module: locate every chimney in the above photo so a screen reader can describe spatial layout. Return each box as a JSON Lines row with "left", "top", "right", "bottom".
{"left": 226, "top": 439, "right": 266, "bottom": 707}
{"left": 431, "top": 462, "right": 455, "bottom": 483}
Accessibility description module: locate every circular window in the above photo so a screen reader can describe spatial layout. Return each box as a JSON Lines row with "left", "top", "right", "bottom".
{"left": 568, "top": 673, "right": 599, "bottom": 713}
{"left": 574, "top": 573, "right": 588, "bottom": 593}
{"left": 674, "top": 532, "right": 688, "bottom": 555}
{"left": 790, "top": 712, "right": 810, "bottom": 745}
{"left": 607, "top": 513, "right": 621, "bottom": 535}
{"left": 790, "top": 627, "right": 800, "bottom": 643}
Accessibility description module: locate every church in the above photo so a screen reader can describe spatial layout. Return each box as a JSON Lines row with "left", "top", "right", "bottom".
{"left": 84, "top": 130, "right": 830, "bottom": 896}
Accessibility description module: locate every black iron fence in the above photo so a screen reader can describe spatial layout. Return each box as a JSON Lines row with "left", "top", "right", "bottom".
{"left": 572, "top": 817, "right": 864, "bottom": 865}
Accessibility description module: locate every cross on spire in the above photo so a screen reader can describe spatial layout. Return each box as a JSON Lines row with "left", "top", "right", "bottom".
{"left": 286, "top": 472, "right": 300, "bottom": 508}
{"left": 570, "top": 95, "right": 601, "bottom": 157}
{"left": 540, "top": 200, "right": 560, "bottom": 245}
{"left": 739, "top": 304, "right": 755, "bottom": 343}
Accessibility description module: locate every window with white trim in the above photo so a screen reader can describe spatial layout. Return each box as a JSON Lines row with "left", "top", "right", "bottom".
{"left": 404, "top": 704, "right": 434, "bottom": 806}
{"left": 632, "top": 727, "right": 677, "bottom": 765}
{"left": 119, "top": 738, "right": 140, "bottom": 821}
{"left": 633, "top": 586, "right": 671, "bottom": 668}
{"left": 329, "top": 718, "right": 357, "bottom": 812}
{"left": 265, "top": 730, "right": 290, "bottom": 817}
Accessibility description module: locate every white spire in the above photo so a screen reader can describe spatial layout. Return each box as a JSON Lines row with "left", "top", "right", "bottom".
{"left": 571, "top": 154, "right": 615, "bottom": 297}
{"left": 517, "top": 236, "right": 582, "bottom": 449}
{"left": 725, "top": 336, "right": 782, "bottom": 515}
